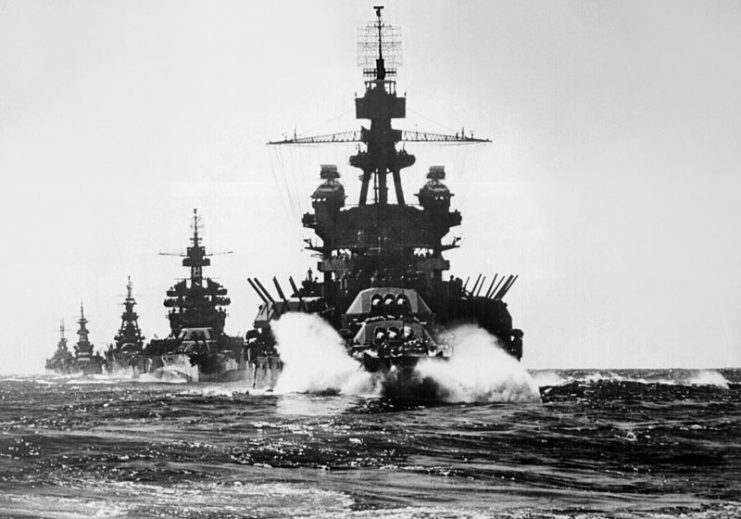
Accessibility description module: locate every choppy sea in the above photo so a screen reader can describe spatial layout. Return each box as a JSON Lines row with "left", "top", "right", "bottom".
{"left": 1, "top": 366, "right": 739, "bottom": 518}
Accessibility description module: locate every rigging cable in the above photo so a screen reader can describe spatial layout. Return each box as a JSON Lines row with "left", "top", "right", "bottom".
{"left": 275, "top": 146, "right": 299, "bottom": 220}
{"left": 408, "top": 107, "right": 459, "bottom": 134}
{"left": 298, "top": 108, "right": 352, "bottom": 138}
{"left": 268, "top": 147, "right": 293, "bottom": 220}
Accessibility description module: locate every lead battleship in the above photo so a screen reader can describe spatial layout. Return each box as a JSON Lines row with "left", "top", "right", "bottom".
{"left": 245, "top": 6, "right": 523, "bottom": 379}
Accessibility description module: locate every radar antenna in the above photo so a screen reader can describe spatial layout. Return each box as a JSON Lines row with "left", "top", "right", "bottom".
{"left": 357, "top": 5, "right": 401, "bottom": 80}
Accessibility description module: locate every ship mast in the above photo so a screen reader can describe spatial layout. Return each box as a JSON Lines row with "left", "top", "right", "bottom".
{"left": 57, "top": 319, "right": 68, "bottom": 350}
{"left": 352, "top": 5, "right": 412, "bottom": 206}
{"left": 187, "top": 208, "right": 207, "bottom": 287}
{"left": 374, "top": 5, "right": 387, "bottom": 80}
{"left": 78, "top": 304, "right": 89, "bottom": 344}
{"left": 268, "top": 6, "right": 489, "bottom": 206}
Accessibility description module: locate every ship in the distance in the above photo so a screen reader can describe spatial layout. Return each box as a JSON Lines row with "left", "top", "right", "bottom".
{"left": 46, "top": 305, "right": 106, "bottom": 375}
{"left": 104, "top": 277, "right": 146, "bottom": 376}
{"left": 246, "top": 6, "right": 523, "bottom": 379}
{"left": 140, "top": 209, "right": 280, "bottom": 385}
{"left": 45, "top": 320, "right": 74, "bottom": 374}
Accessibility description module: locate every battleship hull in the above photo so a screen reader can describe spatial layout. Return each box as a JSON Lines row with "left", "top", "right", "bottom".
{"left": 360, "top": 352, "right": 445, "bottom": 373}
{"left": 137, "top": 353, "right": 281, "bottom": 388}
{"left": 104, "top": 354, "right": 146, "bottom": 379}
{"left": 46, "top": 357, "right": 106, "bottom": 377}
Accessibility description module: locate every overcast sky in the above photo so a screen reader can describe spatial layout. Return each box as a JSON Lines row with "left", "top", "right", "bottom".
{"left": 1, "top": 0, "right": 740, "bottom": 374}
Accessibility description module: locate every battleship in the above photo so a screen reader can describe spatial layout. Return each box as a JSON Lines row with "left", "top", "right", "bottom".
{"left": 245, "top": 6, "right": 523, "bottom": 377}
{"left": 104, "top": 277, "right": 146, "bottom": 376}
{"left": 139, "top": 210, "right": 280, "bottom": 384}
{"left": 46, "top": 305, "right": 106, "bottom": 375}
{"left": 45, "top": 321, "right": 74, "bottom": 374}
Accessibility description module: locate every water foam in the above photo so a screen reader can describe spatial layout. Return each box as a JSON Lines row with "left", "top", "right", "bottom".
{"left": 272, "top": 315, "right": 538, "bottom": 401}
{"left": 531, "top": 370, "right": 566, "bottom": 388}
{"left": 554, "top": 370, "right": 732, "bottom": 389}
{"left": 272, "top": 313, "right": 374, "bottom": 395}
{"left": 687, "top": 370, "right": 730, "bottom": 389}
{"left": 136, "top": 372, "right": 189, "bottom": 384}
{"left": 180, "top": 383, "right": 251, "bottom": 397}
{"left": 413, "top": 325, "right": 541, "bottom": 403}
{"left": 104, "top": 366, "right": 138, "bottom": 380}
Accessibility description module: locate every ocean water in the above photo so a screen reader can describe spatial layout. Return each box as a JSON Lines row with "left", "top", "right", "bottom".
{"left": 1, "top": 368, "right": 739, "bottom": 518}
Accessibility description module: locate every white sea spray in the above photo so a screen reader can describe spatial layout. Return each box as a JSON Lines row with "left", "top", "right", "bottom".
{"left": 272, "top": 312, "right": 375, "bottom": 395}
{"left": 687, "top": 369, "right": 730, "bottom": 389}
{"left": 531, "top": 370, "right": 566, "bottom": 388}
{"left": 414, "top": 325, "right": 541, "bottom": 403}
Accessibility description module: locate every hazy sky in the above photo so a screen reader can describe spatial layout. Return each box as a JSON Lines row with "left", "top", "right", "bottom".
{"left": 1, "top": 0, "right": 740, "bottom": 374}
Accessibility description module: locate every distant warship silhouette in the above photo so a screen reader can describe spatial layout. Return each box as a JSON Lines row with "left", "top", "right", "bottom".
{"left": 46, "top": 305, "right": 105, "bottom": 375}
{"left": 139, "top": 209, "right": 259, "bottom": 382}
{"left": 45, "top": 320, "right": 74, "bottom": 374}
{"left": 104, "top": 277, "right": 146, "bottom": 375}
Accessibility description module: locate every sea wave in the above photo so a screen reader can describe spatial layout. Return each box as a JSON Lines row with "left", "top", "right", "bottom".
{"left": 135, "top": 372, "right": 189, "bottom": 384}
{"left": 0, "top": 479, "right": 354, "bottom": 519}
{"left": 534, "top": 369, "right": 732, "bottom": 389}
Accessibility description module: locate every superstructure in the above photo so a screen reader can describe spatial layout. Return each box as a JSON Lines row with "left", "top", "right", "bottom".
{"left": 247, "top": 6, "right": 523, "bottom": 375}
